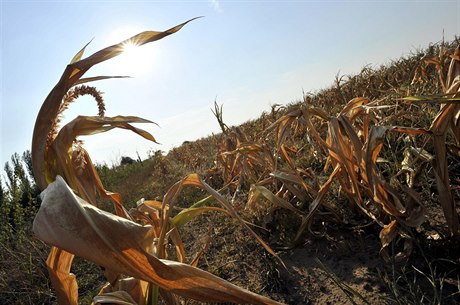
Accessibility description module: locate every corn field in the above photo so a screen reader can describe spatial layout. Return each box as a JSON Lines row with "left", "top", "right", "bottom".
{"left": 22, "top": 18, "right": 460, "bottom": 305}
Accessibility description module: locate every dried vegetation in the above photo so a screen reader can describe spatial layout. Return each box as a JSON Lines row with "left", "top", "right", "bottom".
{"left": 1, "top": 19, "right": 459, "bottom": 305}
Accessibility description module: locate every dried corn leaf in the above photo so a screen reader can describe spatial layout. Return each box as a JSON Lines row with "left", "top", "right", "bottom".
{"left": 34, "top": 176, "right": 284, "bottom": 305}
{"left": 292, "top": 165, "right": 341, "bottom": 245}
{"left": 339, "top": 97, "right": 370, "bottom": 120}
{"left": 75, "top": 76, "right": 130, "bottom": 86}
{"left": 265, "top": 108, "right": 302, "bottom": 147}
{"left": 402, "top": 95, "right": 460, "bottom": 104}
{"left": 46, "top": 247, "right": 78, "bottom": 305}
{"left": 269, "top": 170, "right": 317, "bottom": 204}
{"left": 379, "top": 220, "right": 399, "bottom": 262}
{"left": 47, "top": 115, "right": 156, "bottom": 209}
{"left": 32, "top": 18, "right": 197, "bottom": 191}
{"left": 248, "top": 184, "right": 305, "bottom": 215}
{"left": 447, "top": 46, "right": 460, "bottom": 89}
{"left": 70, "top": 40, "right": 92, "bottom": 64}
{"left": 70, "top": 17, "right": 202, "bottom": 80}
{"left": 172, "top": 207, "right": 229, "bottom": 229}
{"left": 364, "top": 126, "right": 407, "bottom": 216}
{"left": 161, "top": 174, "right": 285, "bottom": 267}
{"left": 327, "top": 117, "right": 363, "bottom": 204}
{"left": 31, "top": 18, "right": 251, "bottom": 305}
{"left": 427, "top": 79, "right": 460, "bottom": 235}
{"left": 279, "top": 144, "right": 297, "bottom": 169}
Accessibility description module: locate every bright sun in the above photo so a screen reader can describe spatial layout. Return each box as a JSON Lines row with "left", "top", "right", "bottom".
{"left": 107, "top": 28, "right": 159, "bottom": 76}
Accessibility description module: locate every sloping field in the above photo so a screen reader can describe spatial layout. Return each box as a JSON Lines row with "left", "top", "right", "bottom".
{"left": 1, "top": 28, "right": 459, "bottom": 304}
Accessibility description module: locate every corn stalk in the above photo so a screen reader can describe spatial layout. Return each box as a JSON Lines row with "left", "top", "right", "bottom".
{"left": 31, "top": 19, "right": 284, "bottom": 305}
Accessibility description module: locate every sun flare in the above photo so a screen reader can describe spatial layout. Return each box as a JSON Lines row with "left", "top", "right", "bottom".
{"left": 121, "top": 41, "right": 139, "bottom": 57}
{"left": 107, "top": 28, "right": 159, "bottom": 76}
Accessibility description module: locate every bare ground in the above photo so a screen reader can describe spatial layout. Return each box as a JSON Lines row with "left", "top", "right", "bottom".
{"left": 279, "top": 229, "right": 388, "bottom": 305}
{"left": 275, "top": 222, "right": 460, "bottom": 305}
{"left": 183, "top": 210, "right": 460, "bottom": 305}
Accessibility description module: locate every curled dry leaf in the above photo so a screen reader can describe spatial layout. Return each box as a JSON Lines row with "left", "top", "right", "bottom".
{"left": 31, "top": 18, "right": 286, "bottom": 305}
{"left": 34, "top": 176, "right": 285, "bottom": 305}
{"left": 32, "top": 18, "right": 199, "bottom": 191}
{"left": 47, "top": 115, "right": 156, "bottom": 210}
{"left": 379, "top": 220, "right": 399, "bottom": 262}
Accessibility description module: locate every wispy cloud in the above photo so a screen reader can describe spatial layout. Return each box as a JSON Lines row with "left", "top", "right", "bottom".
{"left": 209, "top": 0, "right": 223, "bottom": 13}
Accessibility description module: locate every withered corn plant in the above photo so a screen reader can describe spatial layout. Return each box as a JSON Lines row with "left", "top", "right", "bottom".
{"left": 217, "top": 44, "right": 460, "bottom": 261}
{"left": 31, "top": 19, "right": 285, "bottom": 305}
{"left": 407, "top": 45, "right": 460, "bottom": 235}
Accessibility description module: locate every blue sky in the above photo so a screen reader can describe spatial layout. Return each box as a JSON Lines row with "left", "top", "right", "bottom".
{"left": 1, "top": 0, "right": 459, "bottom": 169}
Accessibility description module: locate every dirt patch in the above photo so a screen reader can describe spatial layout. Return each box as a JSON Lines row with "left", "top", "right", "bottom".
{"left": 279, "top": 229, "right": 388, "bottom": 304}
{"left": 168, "top": 207, "right": 460, "bottom": 305}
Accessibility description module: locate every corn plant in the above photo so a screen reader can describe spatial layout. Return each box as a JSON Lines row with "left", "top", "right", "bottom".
{"left": 31, "top": 18, "right": 285, "bottom": 305}
{"left": 406, "top": 45, "right": 460, "bottom": 235}
{"left": 235, "top": 45, "right": 459, "bottom": 260}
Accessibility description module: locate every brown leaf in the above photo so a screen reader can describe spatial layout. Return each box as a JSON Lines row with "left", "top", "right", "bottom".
{"left": 248, "top": 184, "right": 305, "bottom": 215}
{"left": 46, "top": 247, "right": 78, "bottom": 305}
{"left": 292, "top": 165, "right": 341, "bottom": 245}
{"left": 163, "top": 174, "right": 285, "bottom": 268}
{"left": 379, "top": 220, "right": 399, "bottom": 262}
{"left": 33, "top": 176, "right": 285, "bottom": 305}
{"left": 32, "top": 18, "right": 197, "bottom": 191}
